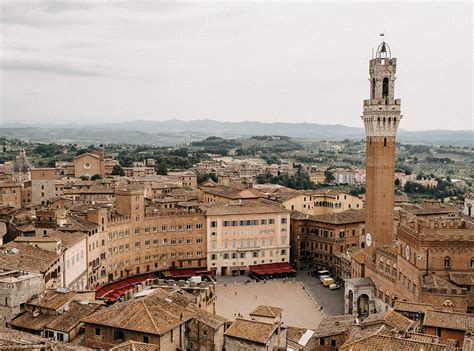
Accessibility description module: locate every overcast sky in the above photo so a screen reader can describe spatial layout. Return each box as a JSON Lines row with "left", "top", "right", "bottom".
{"left": 0, "top": 1, "right": 472, "bottom": 130}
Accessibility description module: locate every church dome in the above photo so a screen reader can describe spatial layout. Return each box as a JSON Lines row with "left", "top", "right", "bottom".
{"left": 13, "top": 148, "right": 31, "bottom": 173}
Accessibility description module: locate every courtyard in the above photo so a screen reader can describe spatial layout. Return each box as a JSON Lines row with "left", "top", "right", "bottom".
{"left": 215, "top": 279, "right": 325, "bottom": 329}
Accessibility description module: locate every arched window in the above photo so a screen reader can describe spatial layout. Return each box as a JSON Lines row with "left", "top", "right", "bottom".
{"left": 371, "top": 78, "right": 376, "bottom": 99}
{"left": 444, "top": 256, "right": 451, "bottom": 268}
{"left": 382, "top": 77, "right": 389, "bottom": 98}
{"left": 384, "top": 138, "right": 387, "bottom": 147}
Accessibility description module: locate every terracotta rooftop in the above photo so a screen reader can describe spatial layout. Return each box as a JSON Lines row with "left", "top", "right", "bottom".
{"left": 28, "top": 289, "right": 78, "bottom": 310}
{"left": 9, "top": 308, "right": 58, "bottom": 332}
{"left": 224, "top": 318, "right": 278, "bottom": 345}
{"left": 290, "top": 209, "right": 365, "bottom": 224}
{"left": 82, "top": 288, "right": 193, "bottom": 334}
{"left": 423, "top": 309, "right": 474, "bottom": 331}
{"left": 313, "top": 315, "right": 356, "bottom": 338}
{"left": 83, "top": 287, "right": 225, "bottom": 335}
{"left": 286, "top": 326, "right": 317, "bottom": 350}
{"left": 201, "top": 200, "right": 288, "bottom": 216}
{"left": 394, "top": 300, "right": 433, "bottom": 314}
{"left": 110, "top": 340, "right": 160, "bottom": 351}
{"left": 340, "top": 333, "right": 448, "bottom": 351}
{"left": 200, "top": 185, "right": 263, "bottom": 199}
{"left": 360, "top": 310, "right": 415, "bottom": 331}
{"left": 421, "top": 274, "right": 460, "bottom": 289}
{"left": 448, "top": 272, "right": 474, "bottom": 286}
{"left": 0, "top": 326, "right": 88, "bottom": 350}
{"left": 250, "top": 305, "right": 283, "bottom": 318}
{"left": 0, "top": 241, "right": 60, "bottom": 273}
{"left": 47, "top": 301, "right": 103, "bottom": 333}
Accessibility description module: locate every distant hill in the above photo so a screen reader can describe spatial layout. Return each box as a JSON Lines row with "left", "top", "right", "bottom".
{"left": 0, "top": 119, "right": 472, "bottom": 146}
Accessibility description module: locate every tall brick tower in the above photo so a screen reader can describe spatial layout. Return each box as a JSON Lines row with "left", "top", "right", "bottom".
{"left": 362, "top": 40, "right": 402, "bottom": 257}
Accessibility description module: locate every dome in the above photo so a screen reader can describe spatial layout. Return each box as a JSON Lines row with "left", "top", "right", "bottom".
{"left": 376, "top": 41, "right": 391, "bottom": 59}
{"left": 13, "top": 148, "right": 31, "bottom": 173}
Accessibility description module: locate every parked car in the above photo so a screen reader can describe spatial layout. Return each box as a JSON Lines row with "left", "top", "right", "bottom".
{"left": 329, "top": 283, "right": 342, "bottom": 290}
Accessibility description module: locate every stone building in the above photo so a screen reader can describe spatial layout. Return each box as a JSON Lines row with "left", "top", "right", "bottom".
{"left": 309, "top": 190, "right": 363, "bottom": 216}
{"left": 223, "top": 318, "right": 286, "bottom": 350}
{"left": 0, "top": 271, "right": 44, "bottom": 326}
{"left": 82, "top": 287, "right": 226, "bottom": 350}
{"left": 31, "top": 168, "right": 56, "bottom": 206}
{"left": 202, "top": 200, "right": 290, "bottom": 276}
{"left": 0, "top": 182, "right": 22, "bottom": 208}
{"left": 9, "top": 289, "right": 100, "bottom": 342}
{"left": 290, "top": 209, "right": 365, "bottom": 274}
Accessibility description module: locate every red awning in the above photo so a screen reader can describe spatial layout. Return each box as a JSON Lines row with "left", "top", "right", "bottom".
{"left": 95, "top": 273, "right": 155, "bottom": 300}
{"left": 249, "top": 262, "right": 296, "bottom": 275}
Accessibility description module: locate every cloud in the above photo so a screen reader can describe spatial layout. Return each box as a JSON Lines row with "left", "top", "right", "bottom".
{"left": 1, "top": 58, "right": 103, "bottom": 77}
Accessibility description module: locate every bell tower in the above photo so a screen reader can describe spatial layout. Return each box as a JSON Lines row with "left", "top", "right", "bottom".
{"left": 362, "top": 40, "right": 402, "bottom": 257}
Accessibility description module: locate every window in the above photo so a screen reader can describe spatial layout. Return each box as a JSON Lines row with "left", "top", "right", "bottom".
{"left": 471, "top": 258, "right": 474, "bottom": 268}
{"left": 269, "top": 219, "right": 275, "bottom": 224}
{"left": 331, "top": 339, "right": 336, "bottom": 347}
{"left": 320, "top": 338, "right": 325, "bottom": 345}
{"left": 113, "top": 330, "right": 124, "bottom": 341}
{"left": 95, "top": 328, "right": 101, "bottom": 336}
{"left": 211, "top": 254, "right": 217, "bottom": 260}
{"left": 444, "top": 257, "right": 451, "bottom": 268}
{"left": 382, "top": 77, "right": 389, "bottom": 98}
{"left": 143, "top": 335, "right": 149, "bottom": 343}
{"left": 210, "top": 221, "right": 217, "bottom": 228}
{"left": 281, "top": 217, "right": 287, "bottom": 224}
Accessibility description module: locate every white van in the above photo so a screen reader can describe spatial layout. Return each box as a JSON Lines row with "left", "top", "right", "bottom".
{"left": 188, "top": 276, "right": 202, "bottom": 284}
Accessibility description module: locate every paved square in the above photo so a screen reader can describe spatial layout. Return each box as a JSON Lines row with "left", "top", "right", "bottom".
{"left": 216, "top": 280, "right": 323, "bottom": 329}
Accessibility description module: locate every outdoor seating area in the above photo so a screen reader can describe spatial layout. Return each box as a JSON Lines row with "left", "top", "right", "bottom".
{"left": 249, "top": 262, "right": 297, "bottom": 279}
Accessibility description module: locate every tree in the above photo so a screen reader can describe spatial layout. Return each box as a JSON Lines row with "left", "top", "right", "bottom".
{"left": 91, "top": 174, "right": 102, "bottom": 180}
{"left": 111, "top": 164, "right": 125, "bottom": 176}
{"left": 209, "top": 172, "right": 218, "bottom": 182}
{"left": 324, "top": 169, "right": 335, "bottom": 184}
{"left": 157, "top": 160, "right": 168, "bottom": 175}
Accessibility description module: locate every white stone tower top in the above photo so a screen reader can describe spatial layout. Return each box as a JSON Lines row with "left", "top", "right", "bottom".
{"left": 362, "top": 41, "right": 402, "bottom": 137}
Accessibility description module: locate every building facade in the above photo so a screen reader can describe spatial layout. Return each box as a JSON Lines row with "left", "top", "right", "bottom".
{"left": 204, "top": 201, "right": 290, "bottom": 276}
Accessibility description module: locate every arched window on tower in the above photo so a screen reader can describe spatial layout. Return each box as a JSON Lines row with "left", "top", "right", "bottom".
{"left": 371, "top": 78, "right": 376, "bottom": 99}
{"left": 382, "top": 77, "right": 389, "bottom": 98}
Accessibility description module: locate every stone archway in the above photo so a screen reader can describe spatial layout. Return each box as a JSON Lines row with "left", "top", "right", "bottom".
{"left": 357, "top": 294, "right": 369, "bottom": 316}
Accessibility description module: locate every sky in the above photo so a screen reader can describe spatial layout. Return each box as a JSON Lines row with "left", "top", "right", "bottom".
{"left": 0, "top": 1, "right": 472, "bottom": 131}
